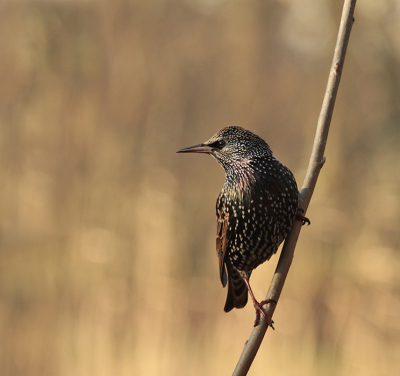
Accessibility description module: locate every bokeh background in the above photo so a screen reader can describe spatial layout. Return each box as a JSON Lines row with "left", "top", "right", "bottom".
{"left": 1, "top": 0, "right": 400, "bottom": 375}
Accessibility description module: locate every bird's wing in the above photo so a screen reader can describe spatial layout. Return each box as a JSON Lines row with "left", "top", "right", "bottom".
{"left": 216, "top": 191, "right": 230, "bottom": 287}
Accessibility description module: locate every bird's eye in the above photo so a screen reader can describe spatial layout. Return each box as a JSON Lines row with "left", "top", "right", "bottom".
{"left": 211, "top": 140, "right": 226, "bottom": 149}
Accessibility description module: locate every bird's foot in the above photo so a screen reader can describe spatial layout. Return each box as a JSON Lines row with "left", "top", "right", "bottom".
{"left": 296, "top": 208, "right": 310, "bottom": 226}
{"left": 253, "top": 299, "right": 277, "bottom": 329}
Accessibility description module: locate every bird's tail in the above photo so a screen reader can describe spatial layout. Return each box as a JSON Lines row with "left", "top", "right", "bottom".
{"left": 224, "top": 265, "right": 248, "bottom": 312}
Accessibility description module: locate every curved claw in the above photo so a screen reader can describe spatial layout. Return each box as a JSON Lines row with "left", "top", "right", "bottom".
{"left": 296, "top": 214, "right": 310, "bottom": 226}
{"left": 296, "top": 208, "right": 310, "bottom": 226}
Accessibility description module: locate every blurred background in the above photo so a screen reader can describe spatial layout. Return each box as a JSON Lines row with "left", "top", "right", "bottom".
{"left": 1, "top": 0, "right": 399, "bottom": 375}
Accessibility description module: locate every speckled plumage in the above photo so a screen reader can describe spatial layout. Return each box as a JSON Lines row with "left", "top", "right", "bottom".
{"left": 177, "top": 126, "right": 299, "bottom": 326}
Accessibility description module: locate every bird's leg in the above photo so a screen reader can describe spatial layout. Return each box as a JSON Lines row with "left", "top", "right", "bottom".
{"left": 296, "top": 208, "right": 310, "bottom": 226}
{"left": 242, "top": 276, "right": 276, "bottom": 329}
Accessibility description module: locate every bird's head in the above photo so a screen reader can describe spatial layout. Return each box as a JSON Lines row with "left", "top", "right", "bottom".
{"left": 177, "top": 126, "right": 272, "bottom": 171}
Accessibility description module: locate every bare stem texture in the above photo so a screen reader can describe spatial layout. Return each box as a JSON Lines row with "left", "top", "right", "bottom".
{"left": 232, "top": 1, "right": 357, "bottom": 375}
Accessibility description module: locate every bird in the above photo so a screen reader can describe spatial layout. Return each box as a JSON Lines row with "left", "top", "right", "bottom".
{"left": 177, "top": 126, "right": 308, "bottom": 327}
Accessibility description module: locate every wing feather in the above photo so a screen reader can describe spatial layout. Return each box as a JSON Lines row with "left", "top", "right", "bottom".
{"left": 216, "top": 191, "right": 230, "bottom": 287}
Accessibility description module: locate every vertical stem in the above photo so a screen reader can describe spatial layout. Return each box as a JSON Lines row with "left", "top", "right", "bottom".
{"left": 232, "top": 1, "right": 357, "bottom": 375}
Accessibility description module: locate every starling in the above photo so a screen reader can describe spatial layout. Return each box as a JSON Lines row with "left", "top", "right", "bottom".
{"left": 177, "top": 126, "right": 307, "bottom": 327}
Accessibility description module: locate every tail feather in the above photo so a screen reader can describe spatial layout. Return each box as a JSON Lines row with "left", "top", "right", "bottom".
{"left": 224, "top": 265, "right": 248, "bottom": 312}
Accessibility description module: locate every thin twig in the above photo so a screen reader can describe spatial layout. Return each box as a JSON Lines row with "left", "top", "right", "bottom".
{"left": 232, "top": 1, "right": 357, "bottom": 375}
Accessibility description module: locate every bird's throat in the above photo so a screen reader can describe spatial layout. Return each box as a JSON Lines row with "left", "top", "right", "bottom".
{"left": 224, "top": 165, "right": 256, "bottom": 197}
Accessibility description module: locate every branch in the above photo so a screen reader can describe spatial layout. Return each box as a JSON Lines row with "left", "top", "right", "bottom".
{"left": 232, "top": 1, "right": 357, "bottom": 375}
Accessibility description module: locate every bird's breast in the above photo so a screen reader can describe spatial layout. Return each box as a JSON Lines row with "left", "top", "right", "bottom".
{"left": 220, "top": 163, "right": 298, "bottom": 272}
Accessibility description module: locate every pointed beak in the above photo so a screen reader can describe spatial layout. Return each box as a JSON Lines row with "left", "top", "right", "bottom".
{"left": 176, "top": 143, "right": 213, "bottom": 154}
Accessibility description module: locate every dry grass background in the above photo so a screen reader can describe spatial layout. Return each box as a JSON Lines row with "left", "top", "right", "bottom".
{"left": 1, "top": 0, "right": 400, "bottom": 375}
